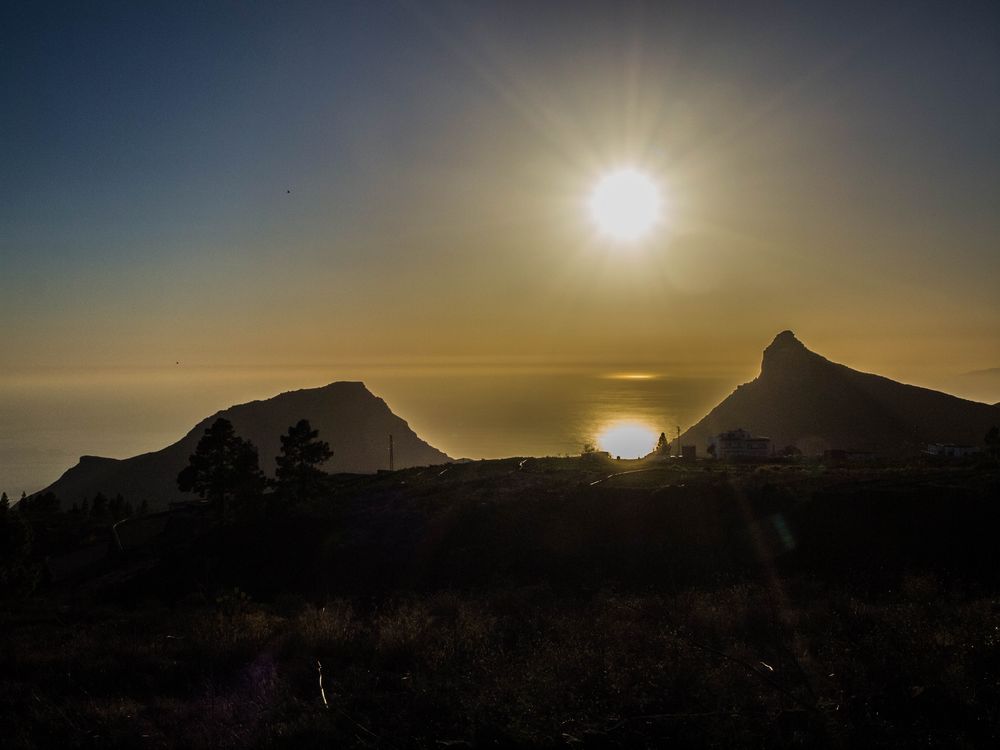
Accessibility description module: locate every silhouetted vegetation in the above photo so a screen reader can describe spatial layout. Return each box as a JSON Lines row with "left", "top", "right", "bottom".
{"left": 177, "top": 417, "right": 266, "bottom": 523}
{"left": 15, "top": 490, "right": 60, "bottom": 517}
{"left": 4, "top": 457, "right": 1000, "bottom": 747}
{"left": 76, "top": 491, "right": 133, "bottom": 523}
{"left": 0, "top": 492, "right": 40, "bottom": 597}
{"left": 656, "top": 431, "right": 669, "bottom": 454}
{"left": 274, "top": 419, "right": 332, "bottom": 506}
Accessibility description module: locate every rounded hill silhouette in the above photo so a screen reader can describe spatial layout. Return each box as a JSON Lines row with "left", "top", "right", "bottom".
{"left": 38, "top": 382, "right": 451, "bottom": 510}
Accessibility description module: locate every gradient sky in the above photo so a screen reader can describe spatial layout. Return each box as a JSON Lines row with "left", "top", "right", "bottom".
{"left": 3, "top": 0, "right": 999, "bottom": 378}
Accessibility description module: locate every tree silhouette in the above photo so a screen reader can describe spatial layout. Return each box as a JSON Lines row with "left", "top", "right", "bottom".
{"left": 275, "top": 419, "right": 332, "bottom": 505}
{"left": 16, "top": 491, "right": 59, "bottom": 517}
{"left": 177, "top": 418, "right": 265, "bottom": 522}
{"left": 0, "top": 492, "right": 38, "bottom": 597}
{"left": 656, "top": 432, "right": 669, "bottom": 455}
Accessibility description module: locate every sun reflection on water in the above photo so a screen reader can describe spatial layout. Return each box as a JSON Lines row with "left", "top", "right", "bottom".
{"left": 596, "top": 421, "right": 659, "bottom": 459}
{"left": 603, "top": 372, "right": 657, "bottom": 380}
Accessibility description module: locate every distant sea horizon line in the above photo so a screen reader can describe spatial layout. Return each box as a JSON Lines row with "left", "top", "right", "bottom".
{"left": 2, "top": 359, "right": 998, "bottom": 496}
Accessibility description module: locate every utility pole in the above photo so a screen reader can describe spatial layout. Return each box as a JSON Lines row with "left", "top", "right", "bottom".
{"left": 389, "top": 434, "right": 394, "bottom": 471}
{"left": 676, "top": 426, "right": 681, "bottom": 458}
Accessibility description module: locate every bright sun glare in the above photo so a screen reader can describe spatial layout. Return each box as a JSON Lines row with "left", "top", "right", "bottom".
{"left": 589, "top": 168, "right": 662, "bottom": 241}
{"left": 596, "top": 421, "right": 658, "bottom": 459}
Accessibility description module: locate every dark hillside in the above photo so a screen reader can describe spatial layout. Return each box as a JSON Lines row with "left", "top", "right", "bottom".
{"left": 681, "top": 331, "right": 1000, "bottom": 456}
{"left": 36, "top": 382, "right": 451, "bottom": 510}
{"left": 119, "top": 458, "right": 1000, "bottom": 601}
{"left": 0, "top": 459, "right": 1000, "bottom": 748}
{"left": 5, "top": 458, "right": 1000, "bottom": 748}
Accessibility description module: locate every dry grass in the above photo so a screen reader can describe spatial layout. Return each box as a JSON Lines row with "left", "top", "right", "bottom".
{"left": 4, "top": 580, "right": 999, "bottom": 748}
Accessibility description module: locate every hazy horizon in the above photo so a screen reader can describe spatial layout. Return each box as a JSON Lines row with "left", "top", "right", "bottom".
{"left": 4, "top": 335, "right": 999, "bottom": 495}
{"left": 2, "top": 2, "right": 998, "bottom": 491}
{"left": 1, "top": 360, "right": 740, "bottom": 495}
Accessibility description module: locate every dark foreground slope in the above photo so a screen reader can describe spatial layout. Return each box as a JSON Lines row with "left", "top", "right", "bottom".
{"left": 37, "top": 382, "right": 450, "bottom": 509}
{"left": 681, "top": 331, "right": 1000, "bottom": 455}
{"left": 6, "top": 458, "right": 1000, "bottom": 748}
{"left": 127, "top": 457, "right": 1000, "bottom": 599}
{"left": 4, "top": 458, "right": 1000, "bottom": 748}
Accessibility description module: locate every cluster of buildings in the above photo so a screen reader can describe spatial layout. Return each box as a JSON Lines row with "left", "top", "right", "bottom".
{"left": 652, "top": 428, "right": 773, "bottom": 461}
{"left": 689, "top": 430, "right": 986, "bottom": 461}
{"left": 707, "top": 428, "right": 772, "bottom": 460}
{"left": 649, "top": 424, "right": 994, "bottom": 463}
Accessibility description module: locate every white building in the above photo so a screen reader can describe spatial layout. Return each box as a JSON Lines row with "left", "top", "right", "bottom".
{"left": 709, "top": 428, "right": 772, "bottom": 460}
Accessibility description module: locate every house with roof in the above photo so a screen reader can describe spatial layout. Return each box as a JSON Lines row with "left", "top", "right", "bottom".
{"left": 709, "top": 428, "right": 772, "bottom": 460}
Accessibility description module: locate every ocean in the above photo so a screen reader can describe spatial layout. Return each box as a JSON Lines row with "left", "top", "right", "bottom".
{"left": 0, "top": 365, "right": 749, "bottom": 496}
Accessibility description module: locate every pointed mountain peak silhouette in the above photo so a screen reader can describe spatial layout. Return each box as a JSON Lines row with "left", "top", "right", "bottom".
{"left": 766, "top": 329, "right": 803, "bottom": 350}
{"left": 760, "top": 330, "right": 825, "bottom": 375}
{"left": 681, "top": 332, "right": 999, "bottom": 456}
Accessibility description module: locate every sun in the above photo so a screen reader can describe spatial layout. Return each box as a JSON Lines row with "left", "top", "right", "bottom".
{"left": 588, "top": 168, "right": 662, "bottom": 241}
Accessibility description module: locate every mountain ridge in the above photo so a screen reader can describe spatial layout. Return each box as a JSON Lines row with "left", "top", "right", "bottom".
{"left": 680, "top": 331, "right": 1000, "bottom": 455}
{"left": 38, "top": 381, "right": 451, "bottom": 508}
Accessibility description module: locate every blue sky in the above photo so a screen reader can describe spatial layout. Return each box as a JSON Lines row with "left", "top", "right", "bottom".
{"left": 2, "top": 0, "right": 998, "bottom": 372}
